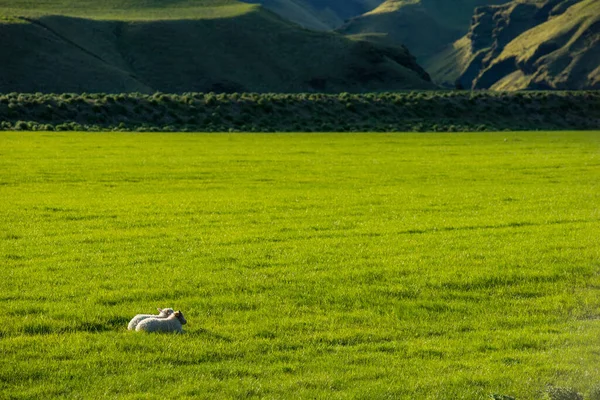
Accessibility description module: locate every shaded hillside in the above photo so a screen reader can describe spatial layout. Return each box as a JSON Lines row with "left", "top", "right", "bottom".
{"left": 0, "top": 0, "right": 433, "bottom": 93}
{"left": 427, "top": 0, "right": 599, "bottom": 90}
{"left": 338, "top": 0, "right": 506, "bottom": 62}
{"left": 243, "top": 0, "right": 384, "bottom": 30}
{"left": 1, "top": 91, "right": 598, "bottom": 132}
{"left": 241, "top": 0, "right": 331, "bottom": 30}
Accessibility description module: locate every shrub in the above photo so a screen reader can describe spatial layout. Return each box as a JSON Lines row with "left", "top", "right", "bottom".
{"left": 0, "top": 91, "right": 595, "bottom": 132}
{"left": 14, "top": 121, "right": 30, "bottom": 130}
{"left": 205, "top": 95, "right": 217, "bottom": 106}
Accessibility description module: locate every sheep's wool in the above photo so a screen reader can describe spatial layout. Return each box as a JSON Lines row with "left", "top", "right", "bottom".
{"left": 127, "top": 308, "right": 174, "bottom": 330}
{"left": 136, "top": 312, "right": 186, "bottom": 333}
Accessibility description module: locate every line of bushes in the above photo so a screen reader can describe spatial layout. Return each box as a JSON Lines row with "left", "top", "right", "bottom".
{"left": 0, "top": 91, "right": 598, "bottom": 132}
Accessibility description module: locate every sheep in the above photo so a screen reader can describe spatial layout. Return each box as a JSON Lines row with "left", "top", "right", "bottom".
{"left": 135, "top": 310, "right": 187, "bottom": 333}
{"left": 127, "top": 308, "right": 174, "bottom": 331}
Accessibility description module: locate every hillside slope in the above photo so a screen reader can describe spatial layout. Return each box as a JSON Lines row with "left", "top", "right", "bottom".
{"left": 0, "top": 0, "right": 256, "bottom": 20}
{"left": 337, "top": 0, "right": 507, "bottom": 62}
{"left": 243, "top": 0, "right": 385, "bottom": 30}
{"left": 427, "top": 0, "right": 599, "bottom": 90}
{"left": 0, "top": 0, "right": 434, "bottom": 93}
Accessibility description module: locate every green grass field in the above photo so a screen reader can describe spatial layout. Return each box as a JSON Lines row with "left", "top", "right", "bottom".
{"left": 1, "top": 131, "right": 599, "bottom": 399}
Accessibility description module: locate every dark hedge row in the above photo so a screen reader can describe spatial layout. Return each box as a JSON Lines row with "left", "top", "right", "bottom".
{"left": 0, "top": 91, "right": 598, "bottom": 132}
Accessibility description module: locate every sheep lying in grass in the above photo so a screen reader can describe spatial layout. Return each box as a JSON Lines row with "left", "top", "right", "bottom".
{"left": 135, "top": 310, "right": 187, "bottom": 333}
{"left": 127, "top": 308, "right": 174, "bottom": 331}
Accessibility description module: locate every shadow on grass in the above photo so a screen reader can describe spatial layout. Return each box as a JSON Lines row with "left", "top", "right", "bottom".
{"left": 21, "top": 315, "right": 132, "bottom": 335}
{"left": 186, "top": 328, "right": 233, "bottom": 342}
{"left": 399, "top": 218, "right": 598, "bottom": 236}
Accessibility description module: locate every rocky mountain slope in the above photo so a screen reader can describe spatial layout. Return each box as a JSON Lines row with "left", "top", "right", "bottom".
{"left": 427, "top": 0, "right": 599, "bottom": 90}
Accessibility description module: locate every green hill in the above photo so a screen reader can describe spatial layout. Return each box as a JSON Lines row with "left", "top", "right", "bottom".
{"left": 244, "top": 0, "right": 385, "bottom": 30}
{"left": 337, "top": 0, "right": 506, "bottom": 62}
{"left": 0, "top": 0, "right": 434, "bottom": 93}
{"left": 241, "top": 0, "right": 331, "bottom": 30}
{"left": 427, "top": 0, "right": 600, "bottom": 90}
{"left": 0, "top": 0, "right": 255, "bottom": 20}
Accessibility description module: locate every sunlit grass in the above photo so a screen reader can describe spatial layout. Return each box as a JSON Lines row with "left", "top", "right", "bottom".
{"left": 1, "top": 131, "right": 599, "bottom": 399}
{"left": 0, "top": 0, "right": 256, "bottom": 21}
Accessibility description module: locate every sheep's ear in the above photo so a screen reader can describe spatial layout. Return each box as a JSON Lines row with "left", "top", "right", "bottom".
{"left": 157, "top": 308, "right": 163, "bottom": 312}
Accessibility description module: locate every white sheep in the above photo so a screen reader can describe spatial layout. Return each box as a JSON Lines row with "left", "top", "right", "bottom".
{"left": 135, "top": 310, "right": 187, "bottom": 333}
{"left": 127, "top": 308, "right": 174, "bottom": 330}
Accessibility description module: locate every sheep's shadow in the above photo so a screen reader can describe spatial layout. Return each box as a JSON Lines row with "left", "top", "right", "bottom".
{"left": 186, "top": 328, "right": 233, "bottom": 342}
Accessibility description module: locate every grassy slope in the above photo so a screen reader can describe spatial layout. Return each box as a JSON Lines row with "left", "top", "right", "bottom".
{"left": 293, "top": 0, "right": 385, "bottom": 26}
{"left": 338, "top": 0, "right": 506, "bottom": 62}
{"left": 0, "top": 0, "right": 255, "bottom": 20}
{"left": 364, "top": 0, "right": 489, "bottom": 30}
{"left": 427, "top": 0, "right": 600, "bottom": 90}
{"left": 1, "top": 131, "right": 600, "bottom": 399}
{"left": 244, "top": 0, "right": 385, "bottom": 30}
{"left": 0, "top": 0, "right": 433, "bottom": 93}
{"left": 242, "top": 0, "right": 332, "bottom": 30}
{"left": 422, "top": 35, "right": 473, "bottom": 87}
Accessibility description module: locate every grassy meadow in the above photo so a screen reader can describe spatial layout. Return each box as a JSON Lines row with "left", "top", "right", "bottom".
{"left": 1, "top": 131, "right": 600, "bottom": 399}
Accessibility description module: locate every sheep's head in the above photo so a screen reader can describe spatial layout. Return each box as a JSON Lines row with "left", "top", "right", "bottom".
{"left": 174, "top": 310, "right": 187, "bottom": 325}
{"left": 157, "top": 308, "right": 175, "bottom": 317}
